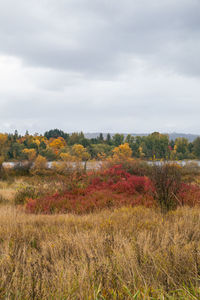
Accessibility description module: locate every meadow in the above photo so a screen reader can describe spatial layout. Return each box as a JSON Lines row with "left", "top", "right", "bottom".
{"left": 0, "top": 161, "right": 200, "bottom": 299}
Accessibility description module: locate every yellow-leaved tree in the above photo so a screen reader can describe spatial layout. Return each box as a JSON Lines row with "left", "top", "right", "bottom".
{"left": 49, "top": 137, "right": 66, "bottom": 150}
{"left": 0, "top": 133, "right": 7, "bottom": 145}
{"left": 72, "top": 144, "right": 91, "bottom": 161}
{"left": 112, "top": 143, "right": 132, "bottom": 160}
{"left": 48, "top": 137, "right": 66, "bottom": 157}
{"left": 60, "top": 152, "right": 75, "bottom": 162}
{"left": 52, "top": 152, "right": 76, "bottom": 174}
{"left": 138, "top": 146, "right": 145, "bottom": 158}
{"left": 72, "top": 144, "right": 91, "bottom": 170}
{"left": 31, "top": 155, "right": 47, "bottom": 175}
{"left": 0, "top": 134, "right": 7, "bottom": 157}
{"left": 0, "top": 155, "right": 4, "bottom": 173}
{"left": 22, "top": 148, "right": 37, "bottom": 161}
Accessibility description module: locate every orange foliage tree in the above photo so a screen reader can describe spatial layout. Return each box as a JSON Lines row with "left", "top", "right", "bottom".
{"left": 48, "top": 137, "right": 66, "bottom": 156}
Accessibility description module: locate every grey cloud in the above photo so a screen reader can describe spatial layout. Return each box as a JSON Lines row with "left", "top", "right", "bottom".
{"left": 0, "top": 0, "right": 200, "bottom": 77}
{"left": 0, "top": 0, "right": 200, "bottom": 134}
{"left": 1, "top": 70, "right": 200, "bottom": 134}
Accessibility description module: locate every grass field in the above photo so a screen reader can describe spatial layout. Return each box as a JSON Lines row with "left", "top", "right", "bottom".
{"left": 0, "top": 163, "right": 200, "bottom": 299}
{"left": 0, "top": 204, "right": 200, "bottom": 299}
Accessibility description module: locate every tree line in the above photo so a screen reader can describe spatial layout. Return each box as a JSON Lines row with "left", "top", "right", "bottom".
{"left": 1, "top": 129, "right": 200, "bottom": 162}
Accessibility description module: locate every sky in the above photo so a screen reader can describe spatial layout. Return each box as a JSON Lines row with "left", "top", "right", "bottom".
{"left": 0, "top": 0, "right": 200, "bottom": 135}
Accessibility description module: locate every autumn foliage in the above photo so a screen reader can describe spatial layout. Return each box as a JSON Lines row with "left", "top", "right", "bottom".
{"left": 26, "top": 165, "right": 154, "bottom": 214}
{"left": 25, "top": 163, "right": 200, "bottom": 214}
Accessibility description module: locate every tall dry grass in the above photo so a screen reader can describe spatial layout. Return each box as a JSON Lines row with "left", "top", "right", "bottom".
{"left": 0, "top": 205, "right": 199, "bottom": 299}
{"left": 0, "top": 180, "right": 16, "bottom": 204}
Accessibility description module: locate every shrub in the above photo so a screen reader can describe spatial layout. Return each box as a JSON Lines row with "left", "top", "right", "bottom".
{"left": 179, "top": 183, "right": 200, "bottom": 206}
{"left": 150, "top": 164, "right": 182, "bottom": 213}
{"left": 26, "top": 165, "right": 155, "bottom": 214}
{"left": 87, "top": 165, "right": 153, "bottom": 194}
{"left": 180, "top": 161, "right": 200, "bottom": 183}
{"left": 105, "top": 159, "right": 150, "bottom": 176}
{"left": 0, "top": 156, "right": 4, "bottom": 177}
{"left": 14, "top": 184, "right": 37, "bottom": 205}
{"left": 26, "top": 187, "right": 155, "bottom": 214}
{"left": 31, "top": 155, "right": 48, "bottom": 175}
{"left": 23, "top": 163, "right": 200, "bottom": 214}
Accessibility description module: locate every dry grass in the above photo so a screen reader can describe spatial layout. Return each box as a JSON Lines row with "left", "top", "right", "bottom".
{"left": 0, "top": 176, "right": 67, "bottom": 205}
{"left": 0, "top": 180, "right": 16, "bottom": 203}
{"left": 0, "top": 188, "right": 15, "bottom": 202}
{"left": 0, "top": 205, "right": 199, "bottom": 299}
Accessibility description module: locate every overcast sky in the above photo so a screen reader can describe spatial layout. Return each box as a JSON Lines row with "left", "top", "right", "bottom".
{"left": 0, "top": 0, "right": 200, "bottom": 134}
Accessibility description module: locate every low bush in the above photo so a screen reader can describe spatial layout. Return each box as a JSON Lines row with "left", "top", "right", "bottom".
{"left": 25, "top": 163, "right": 200, "bottom": 214}
{"left": 149, "top": 164, "right": 182, "bottom": 213}
{"left": 26, "top": 189, "right": 154, "bottom": 214}
{"left": 26, "top": 165, "right": 155, "bottom": 214}
{"left": 180, "top": 161, "right": 200, "bottom": 183}
{"left": 105, "top": 159, "right": 150, "bottom": 176}
{"left": 14, "top": 184, "right": 37, "bottom": 205}
{"left": 179, "top": 182, "right": 200, "bottom": 206}
{"left": 87, "top": 165, "right": 153, "bottom": 194}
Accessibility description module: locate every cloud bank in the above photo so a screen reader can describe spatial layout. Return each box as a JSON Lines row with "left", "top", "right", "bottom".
{"left": 0, "top": 0, "right": 200, "bottom": 134}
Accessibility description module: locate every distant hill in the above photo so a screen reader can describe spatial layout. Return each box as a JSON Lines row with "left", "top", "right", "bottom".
{"left": 166, "top": 133, "right": 200, "bottom": 142}
{"left": 84, "top": 132, "right": 200, "bottom": 142}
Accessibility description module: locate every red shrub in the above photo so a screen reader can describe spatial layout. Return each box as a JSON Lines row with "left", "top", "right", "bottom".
{"left": 111, "top": 175, "right": 152, "bottom": 194}
{"left": 26, "top": 188, "right": 155, "bottom": 214}
{"left": 25, "top": 164, "right": 200, "bottom": 214}
{"left": 26, "top": 165, "right": 155, "bottom": 214}
{"left": 86, "top": 165, "right": 153, "bottom": 195}
{"left": 178, "top": 183, "right": 200, "bottom": 206}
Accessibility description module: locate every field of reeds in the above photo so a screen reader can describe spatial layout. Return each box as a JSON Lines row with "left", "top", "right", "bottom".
{"left": 0, "top": 161, "right": 200, "bottom": 299}
{"left": 0, "top": 205, "right": 199, "bottom": 299}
